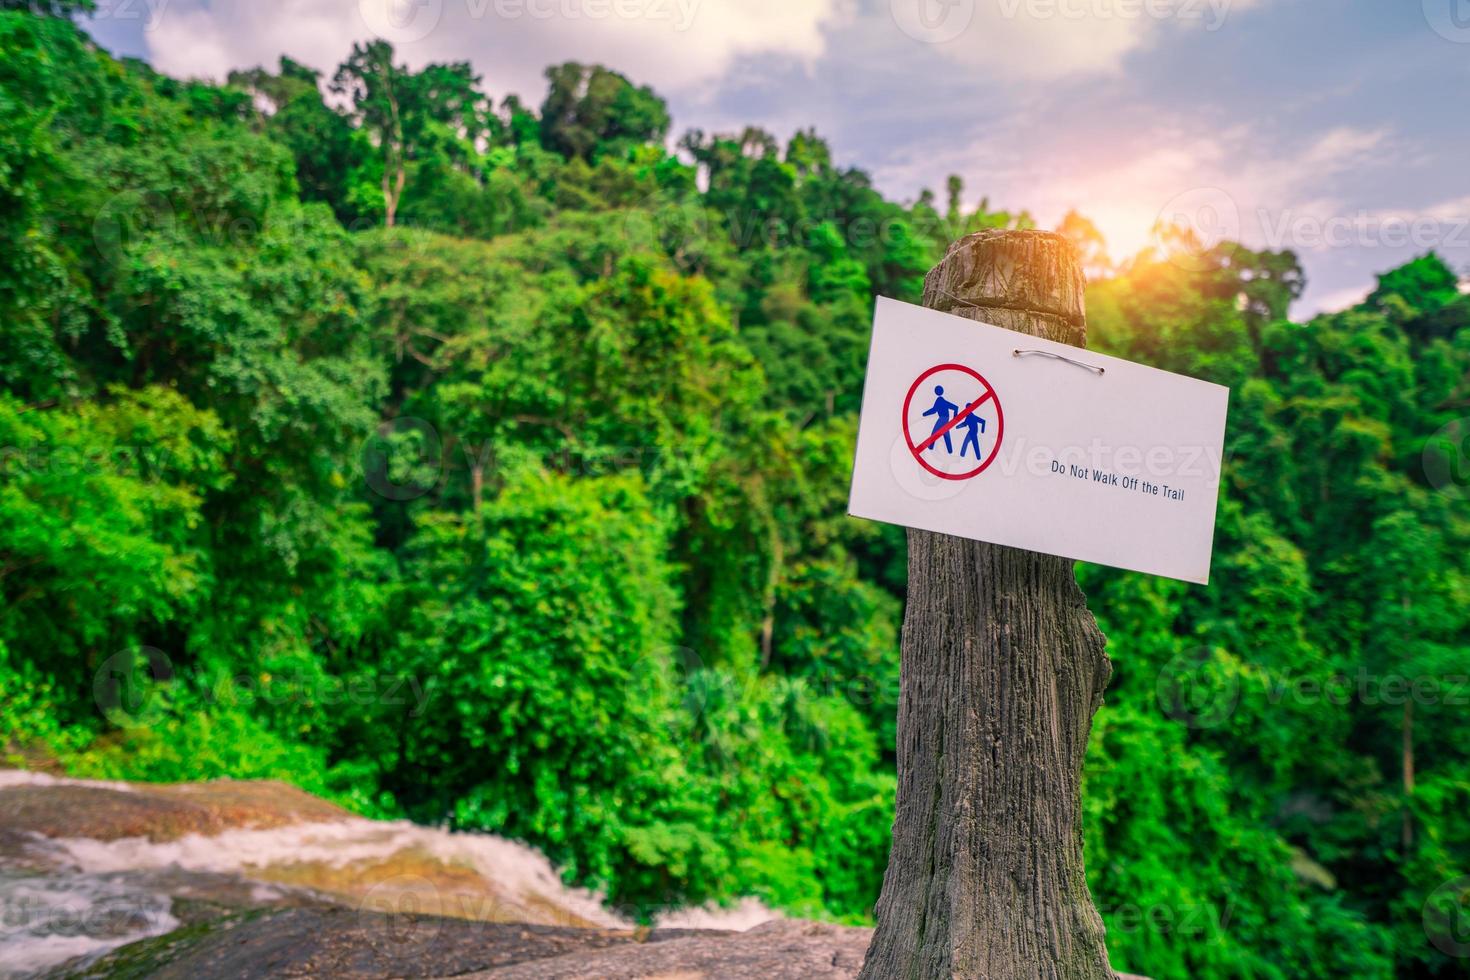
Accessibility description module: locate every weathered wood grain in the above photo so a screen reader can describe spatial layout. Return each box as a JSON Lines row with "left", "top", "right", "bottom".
{"left": 858, "top": 230, "right": 1116, "bottom": 980}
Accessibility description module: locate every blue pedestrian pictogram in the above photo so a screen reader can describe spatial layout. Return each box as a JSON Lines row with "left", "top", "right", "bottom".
{"left": 957, "top": 404, "right": 987, "bottom": 458}
{"left": 901, "top": 363, "right": 1005, "bottom": 481}
{"left": 921, "top": 385, "right": 960, "bottom": 453}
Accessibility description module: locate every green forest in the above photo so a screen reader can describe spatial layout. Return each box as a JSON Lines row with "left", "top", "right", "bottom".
{"left": 2, "top": 5, "right": 1468, "bottom": 976}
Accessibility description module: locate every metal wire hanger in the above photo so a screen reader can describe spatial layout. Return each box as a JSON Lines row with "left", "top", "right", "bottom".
{"left": 926, "top": 282, "right": 1106, "bottom": 377}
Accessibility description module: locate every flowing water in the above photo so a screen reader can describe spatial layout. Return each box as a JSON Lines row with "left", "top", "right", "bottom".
{"left": 0, "top": 771, "right": 774, "bottom": 977}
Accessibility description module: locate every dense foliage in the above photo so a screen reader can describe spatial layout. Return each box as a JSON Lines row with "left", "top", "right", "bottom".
{"left": 1, "top": 10, "right": 1466, "bottom": 976}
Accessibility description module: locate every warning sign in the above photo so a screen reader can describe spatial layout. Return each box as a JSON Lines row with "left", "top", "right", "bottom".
{"left": 901, "top": 363, "right": 1004, "bottom": 480}
{"left": 849, "top": 298, "right": 1230, "bottom": 584}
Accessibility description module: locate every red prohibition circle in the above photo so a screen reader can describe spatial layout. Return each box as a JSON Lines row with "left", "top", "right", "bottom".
{"left": 901, "top": 363, "right": 1005, "bottom": 481}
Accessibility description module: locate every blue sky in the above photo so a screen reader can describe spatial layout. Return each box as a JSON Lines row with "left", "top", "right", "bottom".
{"left": 85, "top": 0, "right": 1470, "bottom": 316}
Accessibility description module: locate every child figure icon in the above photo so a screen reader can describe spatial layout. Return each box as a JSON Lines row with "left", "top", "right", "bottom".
{"left": 956, "top": 403, "right": 986, "bottom": 458}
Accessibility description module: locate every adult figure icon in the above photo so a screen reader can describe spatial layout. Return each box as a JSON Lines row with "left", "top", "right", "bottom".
{"left": 921, "top": 385, "right": 959, "bottom": 453}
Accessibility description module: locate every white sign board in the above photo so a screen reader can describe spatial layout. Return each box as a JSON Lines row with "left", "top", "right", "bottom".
{"left": 848, "top": 297, "right": 1229, "bottom": 584}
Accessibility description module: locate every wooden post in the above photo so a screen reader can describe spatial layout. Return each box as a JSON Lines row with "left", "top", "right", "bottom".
{"left": 859, "top": 230, "right": 1116, "bottom": 979}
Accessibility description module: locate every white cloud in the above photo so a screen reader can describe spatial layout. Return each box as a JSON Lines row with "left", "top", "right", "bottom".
{"left": 138, "top": 0, "right": 1270, "bottom": 100}
{"left": 1402, "top": 193, "right": 1470, "bottom": 225}
{"left": 145, "top": 2, "right": 370, "bottom": 81}
{"left": 884, "top": 0, "right": 1267, "bottom": 81}
{"left": 873, "top": 118, "right": 1399, "bottom": 268}
{"left": 1005, "top": 124, "right": 1396, "bottom": 260}
{"left": 143, "top": 0, "right": 850, "bottom": 99}
{"left": 1304, "top": 283, "right": 1370, "bottom": 316}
